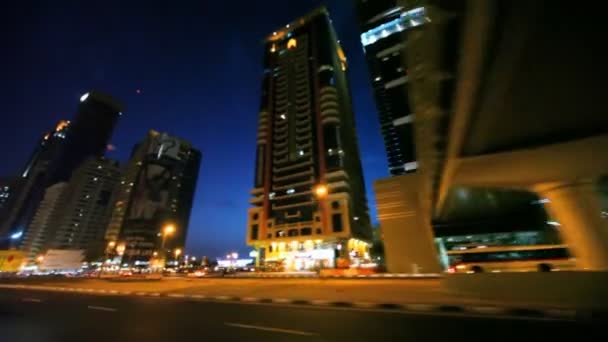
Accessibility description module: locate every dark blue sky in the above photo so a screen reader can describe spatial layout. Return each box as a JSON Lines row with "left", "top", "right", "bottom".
{"left": 0, "top": 0, "right": 388, "bottom": 258}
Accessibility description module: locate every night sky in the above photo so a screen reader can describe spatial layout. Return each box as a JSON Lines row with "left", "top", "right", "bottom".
{"left": 1, "top": 1, "right": 388, "bottom": 259}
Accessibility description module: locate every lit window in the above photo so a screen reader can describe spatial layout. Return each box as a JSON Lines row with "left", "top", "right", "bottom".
{"left": 270, "top": 44, "right": 276, "bottom": 53}
{"left": 269, "top": 192, "right": 276, "bottom": 199}
{"left": 287, "top": 38, "right": 297, "bottom": 49}
{"left": 298, "top": 150, "right": 304, "bottom": 156}
{"left": 280, "top": 114, "right": 286, "bottom": 120}
{"left": 286, "top": 188, "right": 295, "bottom": 194}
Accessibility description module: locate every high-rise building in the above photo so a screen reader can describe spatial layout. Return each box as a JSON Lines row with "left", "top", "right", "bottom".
{"left": 105, "top": 131, "right": 200, "bottom": 265}
{"left": 44, "top": 158, "right": 121, "bottom": 260}
{"left": 20, "top": 182, "right": 68, "bottom": 262}
{"left": 246, "top": 7, "right": 372, "bottom": 271}
{"left": 355, "top": 0, "right": 427, "bottom": 175}
{"left": 50, "top": 91, "right": 123, "bottom": 183}
{"left": 1, "top": 91, "right": 122, "bottom": 245}
{"left": 0, "top": 177, "right": 16, "bottom": 215}
{"left": 0, "top": 121, "right": 70, "bottom": 244}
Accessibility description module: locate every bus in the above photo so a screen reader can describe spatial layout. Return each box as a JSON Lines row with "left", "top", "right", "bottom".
{"left": 446, "top": 244, "right": 576, "bottom": 273}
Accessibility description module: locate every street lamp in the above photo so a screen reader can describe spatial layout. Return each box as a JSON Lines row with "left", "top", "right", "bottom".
{"left": 174, "top": 248, "right": 182, "bottom": 261}
{"left": 231, "top": 252, "right": 238, "bottom": 259}
{"left": 314, "top": 184, "right": 328, "bottom": 198}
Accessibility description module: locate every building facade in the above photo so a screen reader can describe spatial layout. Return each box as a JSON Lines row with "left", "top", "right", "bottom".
{"left": 105, "top": 131, "right": 200, "bottom": 265}
{"left": 44, "top": 158, "right": 121, "bottom": 260}
{"left": 246, "top": 7, "right": 372, "bottom": 271}
{"left": 355, "top": 0, "right": 427, "bottom": 175}
{"left": 20, "top": 182, "right": 68, "bottom": 262}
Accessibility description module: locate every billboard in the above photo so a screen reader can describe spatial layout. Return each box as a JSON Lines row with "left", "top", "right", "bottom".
{"left": 128, "top": 134, "right": 187, "bottom": 221}
{"left": 0, "top": 250, "right": 26, "bottom": 272}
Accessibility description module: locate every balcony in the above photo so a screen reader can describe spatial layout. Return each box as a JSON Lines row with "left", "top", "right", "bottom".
{"left": 273, "top": 167, "right": 313, "bottom": 181}
{"left": 273, "top": 160, "right": 313, "bottom": 173}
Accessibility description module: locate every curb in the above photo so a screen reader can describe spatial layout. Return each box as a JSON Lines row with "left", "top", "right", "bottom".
{"left": 0, "top": 283, "right": 597, "bottom": 321}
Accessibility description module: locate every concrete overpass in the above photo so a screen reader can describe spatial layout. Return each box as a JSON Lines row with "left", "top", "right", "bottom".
{"left": 405, "top": 0, "right": 608, "bottom": 269}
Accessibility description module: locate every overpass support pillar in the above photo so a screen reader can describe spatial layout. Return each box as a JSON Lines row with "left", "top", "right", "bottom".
{"left": 535, "top": 181, "right": 608, "bottom": 270}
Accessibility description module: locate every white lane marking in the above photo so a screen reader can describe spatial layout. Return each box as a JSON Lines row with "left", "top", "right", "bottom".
{"left": 109, "top": 290, "right": 118, "bottom": 294}
{"left": 22, "top": 298, "right": 42, "bottom": 303}
{"left": 149, "top": 292, "right": 161, "bottom": 297}
{"left": 168, "top": 293, "right": 185, "bottom": 298}
{"left": 272, "top": 298, "right": 291, "bottom": 303}
{"left": 87, "top": 305, "right": 117, "bottom": 312}
{"left": 191, "top": 294, "right": 206, "bottom": 299}
{"left": 225, "top": 322, "right": 318, "bottom": 336}
{"left": 241, "top": 297, "right": 259, "bottom": 302}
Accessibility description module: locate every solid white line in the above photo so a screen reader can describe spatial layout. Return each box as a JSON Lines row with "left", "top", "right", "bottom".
{"left": 224, "top": 322, "right": 318, "bottom": 336}
{"left": 241, "top": 297, "right": 259, "bottom": 302}
{"left": 22, "top": 298, "right": 42, "bottom": 303}
{"left": 272, "top": 298, "right": 291, "bottom": 303}
{"left": 87, "top": 305, "right": 117, "bottom": 312}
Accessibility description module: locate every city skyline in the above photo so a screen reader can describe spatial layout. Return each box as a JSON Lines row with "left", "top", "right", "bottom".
{"left": 1, "top": 1, "right": 387, "bottom": 258}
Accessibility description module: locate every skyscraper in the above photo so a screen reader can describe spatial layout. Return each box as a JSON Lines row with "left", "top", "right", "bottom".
{"left": 246, "top": 7, "right": 372, "bottom": 271}
{"left": 50, "top": 91, "right": 123, "bottom": 183}
{"left": 44, "top": 157, "right": 121, "bottom": 260}
{"left": 355, "top": 0, "right": 427, "bottom": 175}
{"left": 0, "top": 121, "right": 70, "bottom": 244}
{"left": 1, "top": 91, "right": 122, "bottom": 245}
{"left": 20, "top": 182, "right": 68, "bottom": 261}
{"left": 105, "top": 131, "right": 200, "bottom": 265}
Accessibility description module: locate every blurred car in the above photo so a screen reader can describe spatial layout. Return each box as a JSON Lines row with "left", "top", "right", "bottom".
{"left": 186, "top": 270, "right": 207, "bottom": 278}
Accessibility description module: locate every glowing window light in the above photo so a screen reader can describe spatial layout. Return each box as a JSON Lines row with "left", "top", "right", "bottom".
{"left": 287, "top": 38, "right": 297, "bottom": 49}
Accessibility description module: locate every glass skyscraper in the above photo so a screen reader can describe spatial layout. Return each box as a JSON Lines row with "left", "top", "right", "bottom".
{"left": 355, "top": 0, "right": 427, "bottom": 175}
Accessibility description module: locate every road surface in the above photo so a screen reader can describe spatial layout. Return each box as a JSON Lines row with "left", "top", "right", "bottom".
{"left": 0, "top": 289, "right": 598, "bottom": 341}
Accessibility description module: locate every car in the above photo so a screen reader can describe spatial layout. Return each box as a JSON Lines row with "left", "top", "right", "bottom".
{"left": 187, "top": 270, "right": 207, "bottom": 278}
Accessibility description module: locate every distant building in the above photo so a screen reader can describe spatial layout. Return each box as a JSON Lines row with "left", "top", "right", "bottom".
{"left": 246, "top": 7, "right": 372, "bottom": 271}
{"left": 105, "top": 131, "right": 201, "bottom": 265}
{"left": 355, "top": 0, "right": 427, "bottom": 175}
{"left": 45, "top": 158, "right": 121, "bottom": 261}
{"left": 20, "top": 182, "right": 68, "bottom": 262}
{"left": 50, "top": 91, "right": 123, "bottom": 184}
{"left": 0, "top": 121, "right": 71, "bottom": 245}
{"left": 1, "top": 91, "right": 122, "bottom": 246}
{"left": 0, "top": 177, "right": 16, "bottom": 216}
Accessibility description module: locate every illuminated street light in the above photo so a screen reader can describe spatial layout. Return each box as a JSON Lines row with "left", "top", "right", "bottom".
{"left": 153, "top": 251, "right": 158, "bottom": 257}
{"left": 36, "top": 255, "right": 44, "bottom": 263}
{"left": 163, "top": 224, "right": 176, "bottom": 236}
{"left": 231, "top": 252, "right": 238, "bottom": 259}
{"left": 174, "top": 248, "right": 182, "bottom": 259}
{"left": 314, "top": 184, "right": 328, "bottom": 198}
{"left": 107, "top": 241, "right": 116, "bottom": 248}
{"left": 116, "top": 243, "right": 126, "bottom": 256}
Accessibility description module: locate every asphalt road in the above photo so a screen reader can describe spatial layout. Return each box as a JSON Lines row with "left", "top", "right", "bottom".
{"left": 0, "top": 289, "right": 598, "bottom": 342}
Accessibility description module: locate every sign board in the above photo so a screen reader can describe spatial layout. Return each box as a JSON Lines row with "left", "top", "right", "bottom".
{"left": 39, "top": 249, "right": 84, "bottom": 271}
{"left": 0, "top": 250, "right": 26, "bottom": 272}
